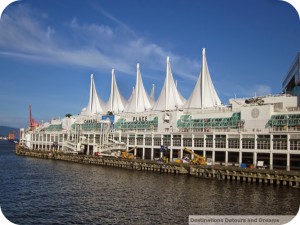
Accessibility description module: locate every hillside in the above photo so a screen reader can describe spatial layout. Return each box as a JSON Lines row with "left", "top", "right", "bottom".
{"left": 0, "top": 126, "right": 19, "bottom": 139}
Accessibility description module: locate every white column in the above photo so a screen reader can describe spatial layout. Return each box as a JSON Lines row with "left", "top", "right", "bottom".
{"left": 191, "top": 149, "right": 194, "bottom": 160}
{"left": 192, "top": 134, "right": 195, "bottom": 148}
{"left": 253, "top": 152, "right": 257, "bottom": 167}
{"left": 225, "top": 134, "right": 228, "bottom": 150}
{"left": 270, "top": 153, "right": 273, "bottom": 170}
{"left": 287, "top": 134, "right": 290, "bottom": 151}
{"left": 180, "top": 149, "right": 183, "bottom": 159}
{"left": 39, "top": 133, "right": 41, "bottom": 150}
{"left": 93, "top": 133, "right": 96, "bottom": 155}
{"left": 160, "top": 134, "right": 163, "bottom": 158}
{"left": 287, "top": 153, "right": 290, "bottom": 171}
{"left": 239, "top": 151, "right": 242, "bottom": 165}
{"left": 151, "top": 133, "right": 154, "bottom": 160}
{"left": 170, "top": 134, "right": 173, "bottom": 161}
{"left": 287, "top": 133, "right": 290, "bottom": 171}
{"left": 87, "top": 134, "right": 90, "bottom": 155}
{"left": 239, "top": 134, "right": 243, "bottom": 152}
{"left": 239, "top": 133, "right": 243, "bottom": 165}
{"left": 151, "top": 148, "right": 154, "bottom": 160}
{"left": 42, "top": 134, "right": 44, "bottom": 150}
{"left": 142, "top": 147, "right": 145, "bottom": 160}
{"left": 225, "top": 151, "right": 228, "bottom": 166}
{"left": 142, "top": 135, "right": 145, "bottom": 160}
{"left": 119, "top": 130, "right": 122, "bottom": 142}
{"left": 160, "top": 151, "right": 163, "bottom": 158}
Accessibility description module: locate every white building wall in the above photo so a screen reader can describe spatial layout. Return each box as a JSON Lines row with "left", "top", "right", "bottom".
{"left": 241, "top": 105, "right": 272, "bottom": 130}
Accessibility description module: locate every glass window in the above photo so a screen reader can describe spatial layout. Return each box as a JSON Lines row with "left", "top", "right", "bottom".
{"left": 290, "top": 140, "right": 300, "bottom": 150}
{"left": 183, "top": 138, "right": 192, "bottom": 147}
{"left": 257, "top": 140, "right": 270, "bottom": 149}
{"left": 154, "top": 138, "right": 161, "bottom": 146}
{"left": 129, "top": 138, "right": 135, "bottom": 145}
{"left": 145, "top": 137, "right": 152, "bottom": 146}
{"left": 137, "top": 138, "right": 143, "bottom": 145}
{"left": 273, "top": 140, "right": 287, "bottom": 150}
{"left": 228, "top": 139, "right": 239, "bottom": 149}
{"left": 194, "top": 138, "right": 204, "bottom": 147}
{"left": 242, "top": 139, "right": 255, "bottom": 149}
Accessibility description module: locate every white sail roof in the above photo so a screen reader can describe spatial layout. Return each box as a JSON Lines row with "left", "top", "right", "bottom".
{"left": 81, "top": 74, "right": 104, "bottom": 115}
{"left": 153, "top": 56, "right": 185, "bottom": 111}
{"left": 184, "top": 48, "right": 221, "bottom": 109}
{"left": 149, "top": 84, "right": 155, "bottom": 106}
{"left": 125, "top": 64, "right": 152, "bottom": 113}
{"left": 105, "top": 69, "right": 126, "bottom": 113}
{"left": 126, "top": 87, "right": 135, "bottom": 107}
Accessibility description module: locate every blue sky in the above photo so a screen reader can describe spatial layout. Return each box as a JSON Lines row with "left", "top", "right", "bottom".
{"left": 0, "top": 0, "right": 299, "bottom": 128}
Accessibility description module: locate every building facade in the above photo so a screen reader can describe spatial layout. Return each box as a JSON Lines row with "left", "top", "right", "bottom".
{"left": 282, "top": 52, "right": 300, "bottom": 103}
{"left": 20, "top": 49, "right": 300, "bottom": 171}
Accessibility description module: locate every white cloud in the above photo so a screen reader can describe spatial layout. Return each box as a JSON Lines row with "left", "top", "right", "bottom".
{"left": 0, "top": 4, "right": 200, "bottom": 80}
{"left": 233, "top": 84, "right": 272, "bottom": 98}
{"left": 46, "top": 26, "right": 55, "bottom": 40}
{"left": 254, "top": 84, "right": 272, "bottom": 96}
{"left": 91, "top": 4, "right": 137, "bottom": 38}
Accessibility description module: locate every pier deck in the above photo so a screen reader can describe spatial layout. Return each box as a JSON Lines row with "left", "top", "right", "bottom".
{"left": 16, "top": 149, "right": 300, "bottom": 188}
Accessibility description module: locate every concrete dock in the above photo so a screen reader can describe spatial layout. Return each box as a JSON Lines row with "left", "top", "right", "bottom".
{"left": 16, "top": 149, "right": 300, "bottom": 188}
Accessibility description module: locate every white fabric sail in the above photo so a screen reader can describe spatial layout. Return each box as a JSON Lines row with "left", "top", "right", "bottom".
{"left": 149, "top": 84, "right": 155, "bottom": 106}
{"left": 125, "top": 87, "right": 135, "bottom": 103}
{"left": 126, "top": 87, "right": 135, "bottom": 108}
{"left": 125, "top": 64, "right": 152, "bottom": 113}
{"left": 105, "top": 69, "right": 126, "bottom": 113}
{"left": 81, "top": 74, "right": 104, "bottom": 115}
{"left": 184, "top": 48, "right": 221, "bottom": 109}
{"left": 153, "top": 56, "right": 185, "bottom": 111}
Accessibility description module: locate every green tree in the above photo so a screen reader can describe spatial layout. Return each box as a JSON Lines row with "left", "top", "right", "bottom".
{"left": 65, "top": 113, "right": 72, "bottom": 118}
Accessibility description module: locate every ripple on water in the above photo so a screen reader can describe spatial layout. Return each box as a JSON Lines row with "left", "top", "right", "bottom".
{"left": 0, "top": 144, "right": 299, "bottom": 225}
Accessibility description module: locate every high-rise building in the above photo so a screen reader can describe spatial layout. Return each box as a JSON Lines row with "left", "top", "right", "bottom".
{"left": 282, "top": 52, "right": 300, "bottom": 105}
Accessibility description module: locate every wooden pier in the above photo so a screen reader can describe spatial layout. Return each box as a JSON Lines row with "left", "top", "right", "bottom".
{"left": 16, "top": 149, "right": 300, "bottom": 188}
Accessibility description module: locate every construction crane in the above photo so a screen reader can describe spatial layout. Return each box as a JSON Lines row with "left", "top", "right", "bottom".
{"left": 182, "top": 147, "right": 206, "bottom": 165}
{"left": 121, "top": 146, "right": 137, "bottom": 159}
{"left": 29, "top": 105, "right": 40, "bottom": 130}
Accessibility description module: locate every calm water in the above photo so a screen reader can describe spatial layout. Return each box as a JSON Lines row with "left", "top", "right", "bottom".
{"left": 0, "top": 141, "right": 299, "bottom": 225}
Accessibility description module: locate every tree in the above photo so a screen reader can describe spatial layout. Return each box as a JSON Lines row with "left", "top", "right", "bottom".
{"left": 65, "top": 113, "right": 72, "bottom": 118}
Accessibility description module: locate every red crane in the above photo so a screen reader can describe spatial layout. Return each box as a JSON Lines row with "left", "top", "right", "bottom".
{"left": 29, "top": 105, "right": 40, "bottom": 129}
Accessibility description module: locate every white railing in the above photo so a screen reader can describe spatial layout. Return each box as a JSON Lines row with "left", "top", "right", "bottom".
{"left": 270, "top": 127, "right": 300, "bottom": 132}
{"left": 287, "top": 107, "right": 300, "bottom": 112}
{"left": 64, "top": 141, "right": 77, "bottom": 152}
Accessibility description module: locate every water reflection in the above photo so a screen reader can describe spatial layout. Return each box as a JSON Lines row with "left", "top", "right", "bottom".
{"left": 0, "top": 142, "right": 299, "bottom": 225}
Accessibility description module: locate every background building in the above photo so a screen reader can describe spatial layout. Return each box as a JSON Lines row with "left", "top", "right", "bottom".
{"left": 282, "top": 52, "right": 300, "bottom": 105}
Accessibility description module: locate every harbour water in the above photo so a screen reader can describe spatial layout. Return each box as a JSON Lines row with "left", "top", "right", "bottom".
{"left": 0, "top": 141, "right": 299, "bottom": 225}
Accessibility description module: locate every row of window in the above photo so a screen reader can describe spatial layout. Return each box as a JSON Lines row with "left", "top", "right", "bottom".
{"left": 31, "top": 134, "right": 66, "bottom": 142}
{"left": 31, "top": 134, "right": 107, "bottom": 144}
{"left": 123, "top": 137, "right": 300, "bottom": 150}
{"left": 31, "top": 133, "right": 300, "bottom": 151}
